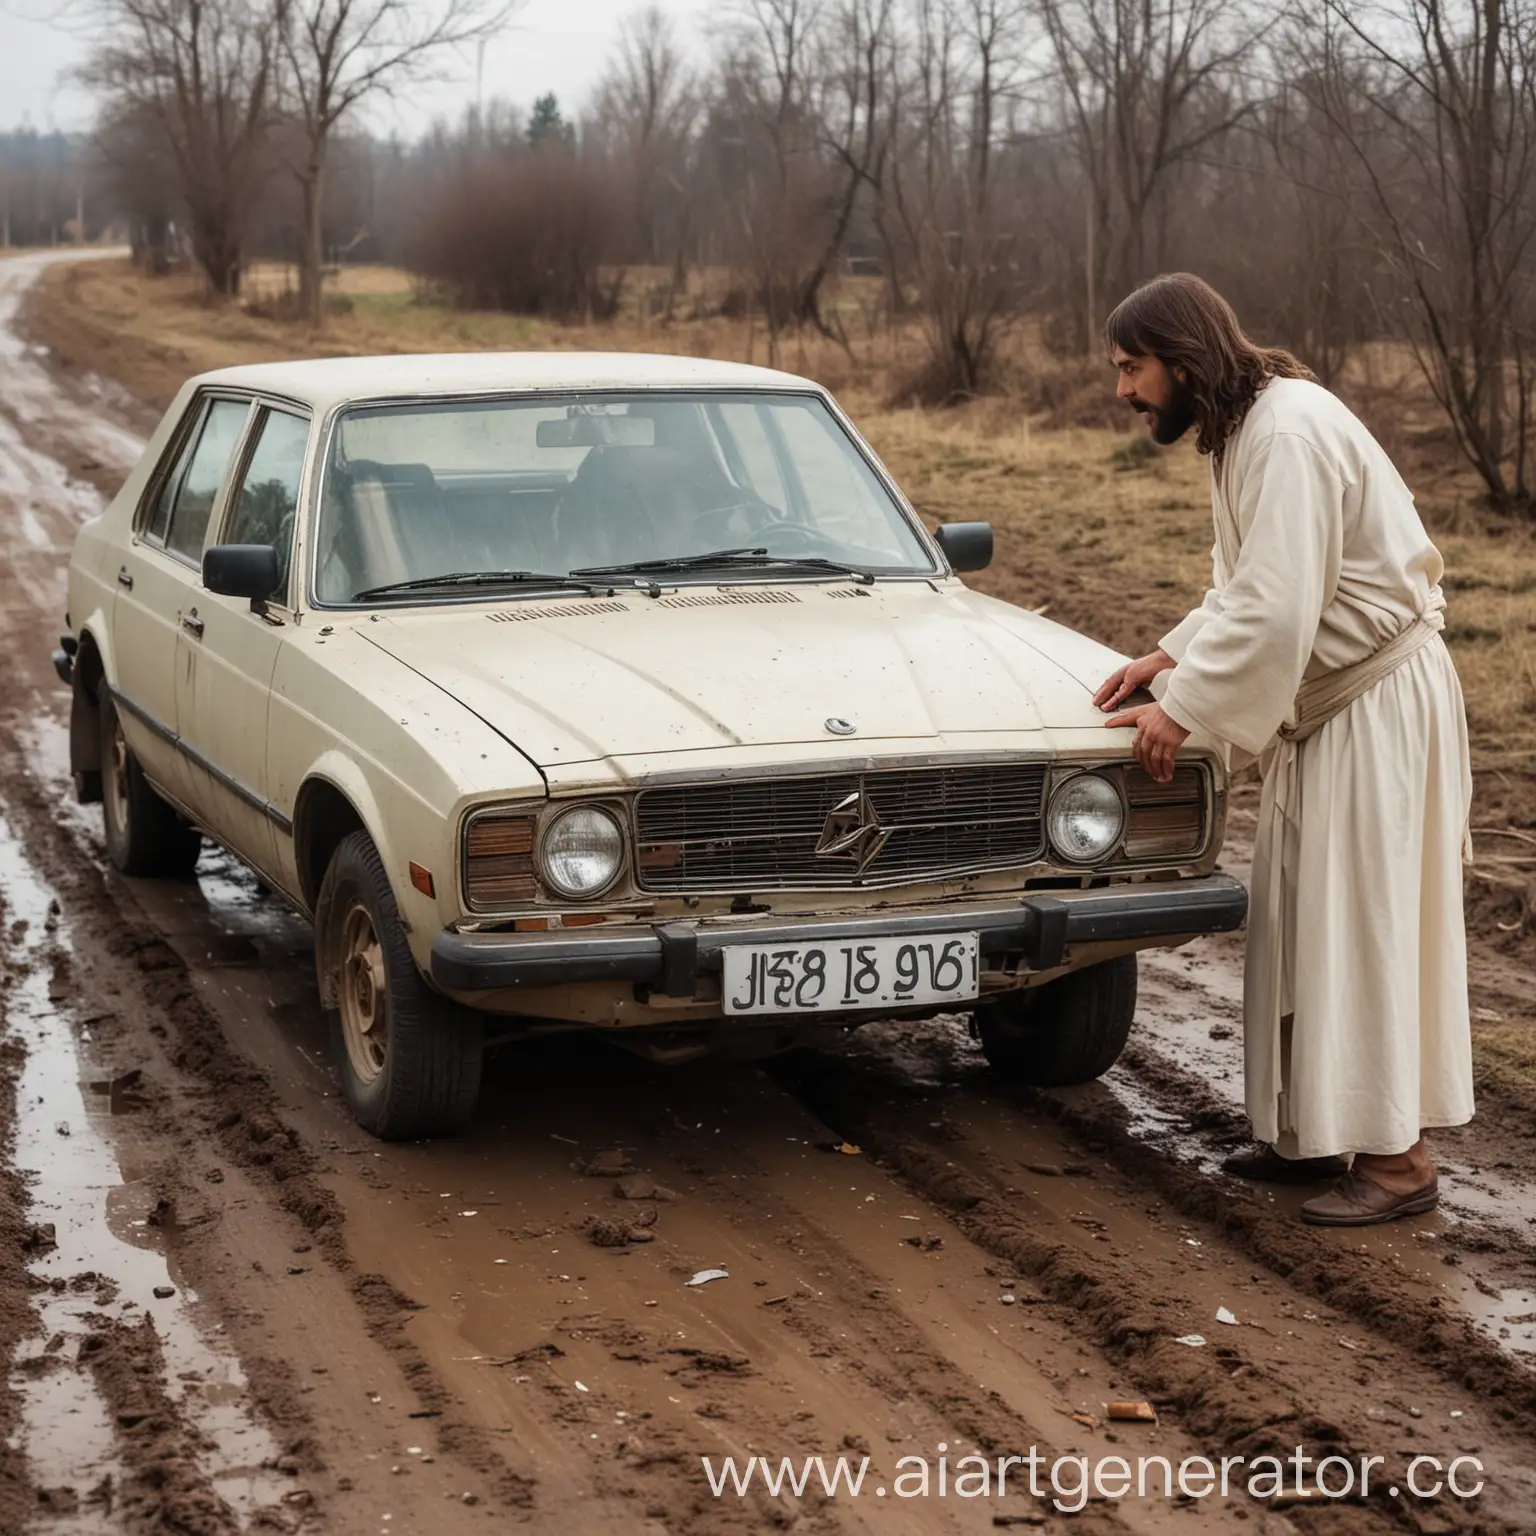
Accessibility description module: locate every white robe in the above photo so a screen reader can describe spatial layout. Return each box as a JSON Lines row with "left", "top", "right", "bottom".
{"left": 1157, "top": 377, "right": 1475, "bottom": 1158}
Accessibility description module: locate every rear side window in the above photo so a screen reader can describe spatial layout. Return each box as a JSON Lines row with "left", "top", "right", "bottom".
{"left": 225, "top": 408, "right": 310, "bottom": 597}
{"left": 163, "top": 399, "right": 251, "bottom": 562}
{"left": 145, "top": 406, "right": 200, "bottom": 543}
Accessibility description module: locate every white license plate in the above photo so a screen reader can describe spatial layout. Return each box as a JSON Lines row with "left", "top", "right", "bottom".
{"left": 721, "top": 932, "right": 980, "bottom": 1016}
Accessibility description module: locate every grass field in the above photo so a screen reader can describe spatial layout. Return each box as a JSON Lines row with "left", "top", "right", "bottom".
{"left": 24, "top": 256, "right": 1536, "bottom": 955}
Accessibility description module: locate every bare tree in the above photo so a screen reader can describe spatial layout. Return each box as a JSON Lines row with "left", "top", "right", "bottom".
{"left": 84, "top": 0, "right": 281, "bottom": 294}
{"left": 1250, "top": 73, "right": 1372, "bottom": 385}
{"left": 590, "top": 6, "right": 700, "bottom": 312}
{"left": 886, "top": 0, "right": 1031, "bottom": 400}
{"left": 1297, "top": 0, "right": 1536, "bottom": 510}
{"left": 1039, "top": 0, "right": 1262, "bottom": 347}
{"left": 710, "top": 0, "right": 830, "bottom": 349}
{"left": 802, "top": 0, "right": 898, "bottom": 335}
{"left": 91, "top": 101, "right": 180, "bottom": 272}
{"left": 278, "top": 0, "right": 514, "bottom": 329}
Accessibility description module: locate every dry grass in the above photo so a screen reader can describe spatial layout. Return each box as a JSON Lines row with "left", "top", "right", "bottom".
{"left": 24, "top": 258, "right": 1536, "bottom": 863}
{"left": 242, "top": 262, "right": 416, "bottom": 300}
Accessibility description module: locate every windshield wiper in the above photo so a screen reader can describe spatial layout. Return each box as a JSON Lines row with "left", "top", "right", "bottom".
{"left": 354, "top": 570, "right": 613, "bottom": 601}
{"left": 571, "top": 548, "right": 875, "bottom": 583}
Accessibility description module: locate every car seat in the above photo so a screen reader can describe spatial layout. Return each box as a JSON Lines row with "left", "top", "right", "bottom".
{"left": 323, "top": 459, "right": 456, "bottom": 599}
{"left": 552, "top": 444, "right": 755, "bottom": 571}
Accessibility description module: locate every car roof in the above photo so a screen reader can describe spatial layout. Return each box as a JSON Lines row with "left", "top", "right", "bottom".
{"left": 191, "top": 351, "right": 827, "bottom": 413}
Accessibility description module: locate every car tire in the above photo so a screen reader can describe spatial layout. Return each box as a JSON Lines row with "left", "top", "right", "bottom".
{"left": 99, "top": 690, "right": 202, "bottom": 878}
{"left": 974, "top": 955, "right": 1137, "bottom": 1086}
{"left": 317, "top": 829, "right": 482, "bottom": 1140}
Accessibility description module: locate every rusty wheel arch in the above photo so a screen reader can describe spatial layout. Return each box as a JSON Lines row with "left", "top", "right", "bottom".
{"left": 291, "top": 777, "right": 368, "bottom": 918}
{"left": 70, "top": 630, "right": 106, "bottom": 802}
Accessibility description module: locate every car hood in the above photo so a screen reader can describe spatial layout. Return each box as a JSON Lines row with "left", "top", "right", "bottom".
{"left": 361, "top": 581, "right": 1127, "bottom": 771}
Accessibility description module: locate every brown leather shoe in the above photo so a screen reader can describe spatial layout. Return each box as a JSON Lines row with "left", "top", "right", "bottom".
{"left": 1221, "top": 1146, "right": 1350, "bottom": 1184}
{"left": 1300, "top": 1170, "right": 1439, "bottom": 1227}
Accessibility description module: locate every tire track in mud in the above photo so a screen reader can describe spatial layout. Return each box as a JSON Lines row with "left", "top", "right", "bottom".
{"left": 74, "top": 1313, "right": 239, "bottom": 1533}
{"left": 0, "top": 805, "right": 306, "bottom": 1533}
{"left": 0, "top": 960, "right": 42, "bottom": 1535}
{"left": 0, "top": 737, "right": 541, "bottom": 1526}
{"left": 774, "top": 1027, "right": 1536, "bottom": 1535}
{"left": 1099, "top": 1034, "right": 1536, "bottom": 1371}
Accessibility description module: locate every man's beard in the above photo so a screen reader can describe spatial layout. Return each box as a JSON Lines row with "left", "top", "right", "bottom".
{"left": 1130, "top": 380, "right": 1196, "bottom": 445}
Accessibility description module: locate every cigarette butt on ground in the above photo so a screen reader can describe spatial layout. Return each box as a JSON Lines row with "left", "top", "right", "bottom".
{"left": 1106, "top": 1401, "right": 1158, "bottom": 1422}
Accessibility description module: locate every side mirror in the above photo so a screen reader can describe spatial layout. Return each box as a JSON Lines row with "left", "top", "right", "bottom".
{"left": 204, "top": 544, "right": 281, "bottom": 603}
{"left": 935, "top": 521, "right": 993, "bottom": 572}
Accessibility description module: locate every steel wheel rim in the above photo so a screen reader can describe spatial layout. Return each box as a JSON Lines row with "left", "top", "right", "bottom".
{"left": 105, "top": 713, "right": 130, "bottom": 841}
{"left": 339, "top": 902, "right": 389, "bottom": 1084}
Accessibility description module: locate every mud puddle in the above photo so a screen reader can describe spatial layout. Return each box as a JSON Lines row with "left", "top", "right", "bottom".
{"left": 1121, "top": 947, "right": 1536, "bottom": 1363}
{"left": 0, "top": 808, "right": 291, "bottom": 1527}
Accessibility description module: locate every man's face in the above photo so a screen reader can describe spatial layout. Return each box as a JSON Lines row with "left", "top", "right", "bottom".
{"left": 1113, "top": 347, "right": 1195, "bottom": 445}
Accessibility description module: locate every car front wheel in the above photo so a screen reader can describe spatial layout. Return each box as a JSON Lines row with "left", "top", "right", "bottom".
{"left": 99, "top": 690, "right": 201, "bottom": 877}
{"left": 316, "top": 830, "right": 482, "bottom": 1140}
{"left": 973, "top": 955, "right": 1137, "bottom": 1086}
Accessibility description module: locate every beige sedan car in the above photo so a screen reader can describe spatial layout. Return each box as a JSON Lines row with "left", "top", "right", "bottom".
{"left": 55, "top": 354, "right": 1245, "bottom": 1138}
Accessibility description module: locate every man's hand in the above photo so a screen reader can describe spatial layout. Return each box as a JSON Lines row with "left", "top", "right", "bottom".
{"left": 1104, "top": 701, "right": 1190, "bottom": 783}
{"left": 1094, "top": 648, "right": 1175, "bottom": 712}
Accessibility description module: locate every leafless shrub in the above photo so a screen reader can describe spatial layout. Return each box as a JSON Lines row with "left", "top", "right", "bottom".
{"left": 408, "top": 140, "right": 623, "bottom": 319}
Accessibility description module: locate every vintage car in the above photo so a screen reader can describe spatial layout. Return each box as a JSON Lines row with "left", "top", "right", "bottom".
{"left": 55, "top": 354, "right": 1246, "bottom": 1138}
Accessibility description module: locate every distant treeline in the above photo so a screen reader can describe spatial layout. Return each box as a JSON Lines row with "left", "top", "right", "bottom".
{"left": 0, "top": 131, "right": 99, "bottom": 248}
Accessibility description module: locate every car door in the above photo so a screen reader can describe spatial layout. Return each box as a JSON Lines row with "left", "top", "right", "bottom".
{"left": 174, "top": 403, "right": 310, "bottom": 876}
{"left": 112, "top": 394, "right": 253, "bottom": 810}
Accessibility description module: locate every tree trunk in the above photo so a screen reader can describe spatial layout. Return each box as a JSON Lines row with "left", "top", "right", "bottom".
{"left": 300, "top": 150, "right": 327, "bottom": 331}
{"left": 1083, "top": 190, "right": 1096, "bottom": 353}
{"left": 190, "top": 214, "right": 241, "bottom": 296}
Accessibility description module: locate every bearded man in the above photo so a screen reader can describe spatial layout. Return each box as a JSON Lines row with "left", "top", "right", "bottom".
{"left": 1094, "top": 273, "right": 1475, "bottom": 1226}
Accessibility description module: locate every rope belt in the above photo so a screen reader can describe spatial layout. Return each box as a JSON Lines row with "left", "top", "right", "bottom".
{"left": 1277, "top": 612, "right": 1443, "bottom": 745}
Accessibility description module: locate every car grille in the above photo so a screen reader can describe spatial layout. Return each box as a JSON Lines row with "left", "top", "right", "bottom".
{"left": 634, "top": 763, "right": 1049, "bottom": 892}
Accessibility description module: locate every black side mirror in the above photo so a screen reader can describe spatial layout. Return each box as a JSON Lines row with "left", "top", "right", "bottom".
{"left": 204, "top": 544, "right": 281, "bottom": 603}
{"left": 935, "top": 521, "right": 993, "bottom": 572}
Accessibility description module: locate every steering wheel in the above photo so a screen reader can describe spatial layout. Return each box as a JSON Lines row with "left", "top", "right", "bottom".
{"left": 693, "top": 495, "right": 847, "bottom": 557}
{"left": 689, "top": 494, "right": 778, "bottom": 543}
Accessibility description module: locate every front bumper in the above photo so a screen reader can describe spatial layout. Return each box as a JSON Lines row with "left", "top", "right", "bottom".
{"left": 430, "top": 873, "right": 1247, "bottom": 995}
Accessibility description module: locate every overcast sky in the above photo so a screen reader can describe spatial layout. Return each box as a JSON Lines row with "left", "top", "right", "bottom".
{"left": 0, "top": 0, "right": 716, "bottom": 136}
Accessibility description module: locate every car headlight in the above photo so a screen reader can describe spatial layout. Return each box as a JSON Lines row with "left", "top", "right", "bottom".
{"left": 539, "top": 805, "right": 624, "bottom": 897}
{"left": 1048, "top": 773, "right": 1125, "bottom": 863}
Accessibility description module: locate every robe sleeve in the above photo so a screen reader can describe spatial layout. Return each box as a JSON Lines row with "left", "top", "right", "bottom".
{"left": 1159, "top": 430, "right": 1344, "bottom": 757}
{"left": 1159, "top": 575, "right": 1223, "bottom": 662}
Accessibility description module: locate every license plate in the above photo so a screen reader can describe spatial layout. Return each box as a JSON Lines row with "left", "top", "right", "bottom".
{"left": 721, "top": 932, "right": 980, "bottom": 1016}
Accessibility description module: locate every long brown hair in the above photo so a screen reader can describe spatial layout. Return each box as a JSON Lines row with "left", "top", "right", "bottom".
{"left": 1105, "top": 273, "right": 1315, "bottom": 458}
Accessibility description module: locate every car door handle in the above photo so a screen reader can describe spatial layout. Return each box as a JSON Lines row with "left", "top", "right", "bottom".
{"left": 180, "top": 610, "right": 204, "bottom": 640}
{"left": 117, "top": 566, "right": 134, "bottom": 590}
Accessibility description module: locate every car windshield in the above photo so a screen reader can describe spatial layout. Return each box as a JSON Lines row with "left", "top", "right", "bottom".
{"left": 313, "top": 391, "right": 936, "bottom": 604}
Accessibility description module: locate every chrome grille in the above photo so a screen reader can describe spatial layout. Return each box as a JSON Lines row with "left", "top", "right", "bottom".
{"left": 635, "top": 763, "right": 1048, "bottom": 892}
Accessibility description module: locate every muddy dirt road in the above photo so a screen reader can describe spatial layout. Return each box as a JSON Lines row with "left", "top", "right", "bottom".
{"left": 2, "top": 250, "right": 1536, "bottom": 1536}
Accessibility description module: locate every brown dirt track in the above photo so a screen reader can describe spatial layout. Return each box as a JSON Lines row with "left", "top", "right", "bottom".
{"left": 1, "top": 250, "right": 1535, "bottom": 1535}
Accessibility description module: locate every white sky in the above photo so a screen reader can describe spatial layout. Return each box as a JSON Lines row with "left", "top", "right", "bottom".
{"left": 0, "top": 0, "right": 717, "bottom": 136}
